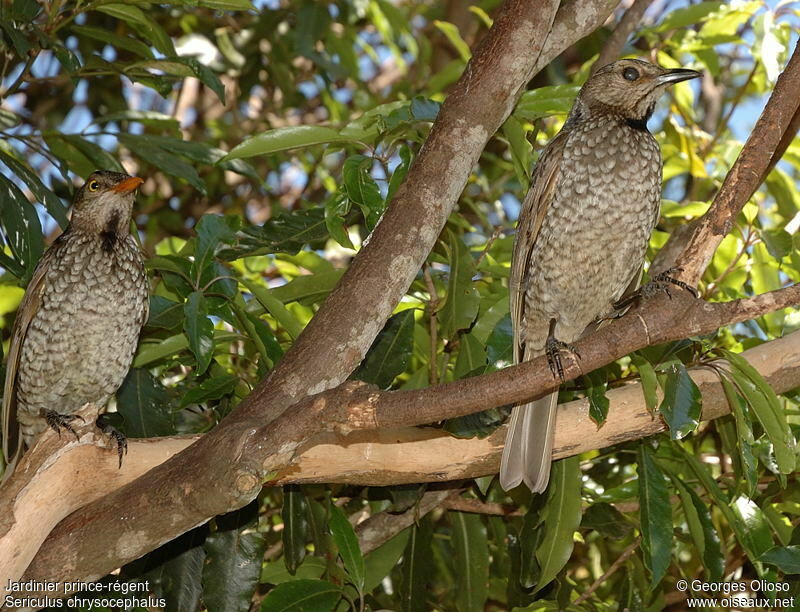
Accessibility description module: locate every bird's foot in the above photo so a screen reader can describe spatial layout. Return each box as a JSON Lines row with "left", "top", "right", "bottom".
{"left": 96, "top": 413, "right": 128, "bottom": 468}
{"left": 545, "top": 319, "right": 581, "bottom": 382}
{"left": 614, "top": 267, "right": 698, "bottom": 311}
{"left": 42, "top": 410, "right": 83, "bottom": 441}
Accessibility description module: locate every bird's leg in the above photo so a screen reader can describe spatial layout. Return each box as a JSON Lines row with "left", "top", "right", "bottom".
{"left": 545, "top": 318, "right": 581, "bottom": 381}
{"left": 41, "top": 409, "right": 83, "bottom": 441}
{"left": 614, "top": 267, "right": 699, "bottom": 311}
{"left": 96, "top": 413, "right": 128, "bottom": 468}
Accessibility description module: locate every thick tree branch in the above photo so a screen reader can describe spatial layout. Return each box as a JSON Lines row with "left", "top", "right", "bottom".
{"left": 592, "top": 0, "right": 653, "bottom": 72}
{"left": 17, "top": 284, "right": 798, "bottom": 593}
{"left": 673, "top": 40, "right": 800, "bottom": 284}
{"left": 11, "top": 0, "right": 622, "bottom": 591}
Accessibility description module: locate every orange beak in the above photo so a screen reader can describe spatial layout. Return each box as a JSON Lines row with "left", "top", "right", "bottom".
{"left": 112, "top": 176, "right": 145, "bottom": 194}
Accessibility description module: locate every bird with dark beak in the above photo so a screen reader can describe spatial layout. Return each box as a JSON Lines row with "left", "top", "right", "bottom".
{"left": 500, "top": 59, "right": 702, "bottom": 493}
{"left": 2, "top": 170, "right": 150, "bottom": 480}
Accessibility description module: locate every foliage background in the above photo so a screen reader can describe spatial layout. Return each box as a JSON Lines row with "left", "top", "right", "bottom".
{"left": 1, "top": 0, "right": 799, "bottom": 610}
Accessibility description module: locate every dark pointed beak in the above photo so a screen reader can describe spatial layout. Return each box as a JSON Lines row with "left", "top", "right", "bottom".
{"left": 112, "top": 176, "right": 145, "bottom": 194}
{"left": 657, "top": 68, "right": 702, "bottom": 85}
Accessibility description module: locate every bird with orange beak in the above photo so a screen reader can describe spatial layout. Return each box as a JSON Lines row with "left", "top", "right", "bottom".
{"left": 1, "top": 170, "right": 150, "bottom": 479}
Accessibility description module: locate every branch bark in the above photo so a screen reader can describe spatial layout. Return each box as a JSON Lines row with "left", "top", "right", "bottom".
{"left": 672, "top": 40, "right": 800, "bottom": 284}
{"left": 8, "top": 0, "right": 622, "bottom": 592}
{"left": 592, "top": 0, "right": 653, "bottom": 72}
{"left": 16, "top": 283, "right": 799, "bottom": 593}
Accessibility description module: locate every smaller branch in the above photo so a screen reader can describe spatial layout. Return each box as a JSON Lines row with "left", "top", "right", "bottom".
{"left": 574, "top": 538, "right": 641, "bottom": 605}
{"left": 356, "top": 488, "right": 462, "bottom": 555}
{"left": 675, "top": 41, "right": 800, "bottom": 284}
{"left": 441, "top": 496, "right": 523, "bottom": 517}
{"left": 423, "top": 265, "right": 440, "bottom": 385}
{"left": 592, "top": 0, "right": 653, "bottom": 72}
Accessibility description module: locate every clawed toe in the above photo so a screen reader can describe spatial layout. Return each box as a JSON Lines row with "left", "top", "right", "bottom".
{"left": 42, "top": 410, "right": 84, "bottom": 441}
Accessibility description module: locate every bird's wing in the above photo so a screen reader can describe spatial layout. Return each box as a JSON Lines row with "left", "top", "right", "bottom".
{"left": 510, "top": 130, "right": 570, "bottom": 362}
{"left": 2, "top": 245, "right": 59, "bottom": 469}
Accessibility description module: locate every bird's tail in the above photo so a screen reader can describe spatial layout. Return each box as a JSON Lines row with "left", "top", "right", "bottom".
{"left": 499, "top": 392, "right": 558, "bottom": 492}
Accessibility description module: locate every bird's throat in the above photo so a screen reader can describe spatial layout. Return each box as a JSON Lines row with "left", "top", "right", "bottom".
{"left": 100, "top": 210, "right": 122, "bottom": 253}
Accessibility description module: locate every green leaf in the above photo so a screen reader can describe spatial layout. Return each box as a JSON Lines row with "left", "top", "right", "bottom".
{"left": 70, "top": 24, "right": 154, "bottom": 59}
{"left": 720, "top": 376, "right": 758, "bottom": 495}
{"left": 270, "top": 270, "right": 344, "bottom": 305}
{"left": 193, "top": 214, "right": 238, "bottom": 281}
{"left": 203, "top": 502, "right": 265, "bottom": 612}
{"left": 281, "top": 486, "right": 308, "bottom": 575}
{"left": 585, "top": 370, "right": 610, "bottom": 427}
{"left": 183, "top": 291, "right": 215, "bottom": 375}
{"left": 580, "top": 503, "right": 632, "bottom": 540}
{"left": 439, "top": 232, "right": 480, "bottom": 338}
{"left": 200, "top": 0, "right": 253, "bottom": 9}
{"left": 63, "top": 135, "right": 125, "bottom": 173}
{"left": 146, "top": 296, "right": 184, "bottom": 330}
{"left": 399, "top": 519, "right": 433, "bottom": 612}
{"left": 180, "top": 374, "right": 238, "bottom": 408}
{"left": 760, "top": 546, "right": 800, "bottom": 574}
{"left": 762, "top": 228, "right": 792, "bottom": 259}
{"left": 0, "top": 174, "right": 44, "bottom": 282}
{"left": 730, "top": 495, "right": 774, "bottom": 560}
{"left": 0, "top": 150, "right": 69, "bottom": 228}
{"left": 631, "top": 352, "right": 659, "bottom": 414}
{"left": 222, "top": 126, "right": 347, "bottom": 161}
{"left": 353, "top": 310, "right": 415, "bottom": 388}
{"left": 243, "top": 311, "right": 284, "bottom": 366}
{"left": 658, "top": 363, "right": 702, "bottom": 439}
{"left": 721, "top": 349, "right": 796, "bottom": 474}
{"left": 342, "top": 154, "right": 384, "bottom": 230}
{"left": 119, "top": 134, "right": 206, "bottom": 194}
{"left": 116, "top": 369, "right": 175, "bottom": 437}
{"left": 650, "top": 1, "right": 725, "bottom": 32}
{"left": 363, "top": 528, "right": 410, "bottom": 592}
{"left": 672, "top": 477, "right": 724, "bottom": 580}
{"left": 329, "top": 504, "right": 365, "bottom": 592}
{"left": 324, "top": 192, "right": 354, "bottom": 249}
{"left": 386, "top": 145, "right": 411, "bottom": 203}
{"left": 454, "top": 332, "right": 487, "bottom": 379}
{"left": 535, "top": 456, "right": 582, "bottom": 592}
{"left": 451, "top": 512, "right": 489, "bottom": 612}
{"left": 486, "top": 314, "right": 513, "bottom": 370}
{"left": 261, "top": 556, "right": 326, "bottom": 585}
{"left": 124, "top": 527, "right": 207, "bottom": 611}
{"left": 515, "top": 85, "right": 580, "bottom": 121}
{"left": 223, "top": 208, "right": 331, "bottom": 258}
{"left": 503, "top": 116, "right": 532, "bottom": 191}
{"left": 432, "top": 20, "right": 471, "bottom": 62}
{"left": 260, "top": 580, "right": 341, "bottom": 612}
{"left": 638, "top": 444, "right": 673, "bottom": 588}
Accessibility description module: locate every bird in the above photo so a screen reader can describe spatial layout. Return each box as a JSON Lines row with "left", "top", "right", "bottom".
{"left": 1, "top": 170, "right": 149, "bottom": 480}
{"left": 499, "top": 59, "right": 701, "bottom": 493}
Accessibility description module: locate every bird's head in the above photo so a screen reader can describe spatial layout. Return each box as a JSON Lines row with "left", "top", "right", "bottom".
{"left": 574, "top": 59, "right": 701, "bottom": 125}
{"left": 70, "top": 170, "right": 144, "bottom": 235}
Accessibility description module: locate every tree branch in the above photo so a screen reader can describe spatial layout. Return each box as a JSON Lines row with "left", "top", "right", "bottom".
{"left": 10, "top": 0, "right": 622, "bottom": 591}
{"left": 673, "top": 40, "right": 800, "bottom": 284}
{"left": 16, "top": 284, "right": 798, "bottom": 593}
{"left": 592, "top": 0, "right": 653, "bottom": 72}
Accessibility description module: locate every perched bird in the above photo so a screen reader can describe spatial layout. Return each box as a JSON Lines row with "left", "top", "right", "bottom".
{"left": 1, "top": 171, "right": 149, "bottom": 479}
{"left": 500, "top": 59, "right": 701, "bottom": 492}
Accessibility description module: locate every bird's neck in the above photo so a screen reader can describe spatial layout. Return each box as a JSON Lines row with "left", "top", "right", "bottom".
{"left": 569, "top": 99, "right": 655, "bottom": 132}
{"left": 70, "top": 205, "right": 133, "bottom": 252}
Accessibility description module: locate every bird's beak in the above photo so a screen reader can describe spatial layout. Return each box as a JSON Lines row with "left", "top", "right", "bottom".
{"left": 113, "top": 176, "right": 145, "bottom": 194}
{"left": 657, "top": 68, "right": 702, "bottom": 85}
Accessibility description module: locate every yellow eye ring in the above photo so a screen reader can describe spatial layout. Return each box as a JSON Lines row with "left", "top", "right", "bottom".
{"left": 87, "top": 180, "right": 100, "bottom": 192}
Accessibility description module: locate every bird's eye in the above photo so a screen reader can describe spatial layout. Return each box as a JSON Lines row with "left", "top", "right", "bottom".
{"left": 623, "top": 67, "right": 640, "bottom": 81}
{"left": 87, "top": 180, "right": 100, "bottom": 192}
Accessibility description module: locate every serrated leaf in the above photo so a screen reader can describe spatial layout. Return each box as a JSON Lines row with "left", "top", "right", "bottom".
{"left": 203, "top": 502, "right": 265, "bottom": 612}
{"left": 183, "top": 291, "right": 214, "bottom": 375}
{"left": 353, "top": 309, "right": 415, "bottom": 388}
{"left": 638, "top": 444, "right": 672, "bottom": 588}
{"left": 329, "top": 504, "right": 365, "bottom": 592}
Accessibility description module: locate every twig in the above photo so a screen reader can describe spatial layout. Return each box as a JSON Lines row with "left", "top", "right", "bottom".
{"left": 423, "top": 265, "right": 440, "bottom": 385}
{"left": 574, "top": 538, "right": 641, "bottom": 605}
{"left": 592, "top": 0, "right": 654, "bottom": 73}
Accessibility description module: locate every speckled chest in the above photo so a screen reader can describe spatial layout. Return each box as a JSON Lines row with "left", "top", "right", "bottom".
{"left": 16, "top": 232, "right": 148, "bottom": 417}
{"left": 524, "top": 116, "right": 663, "bottom": 339}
